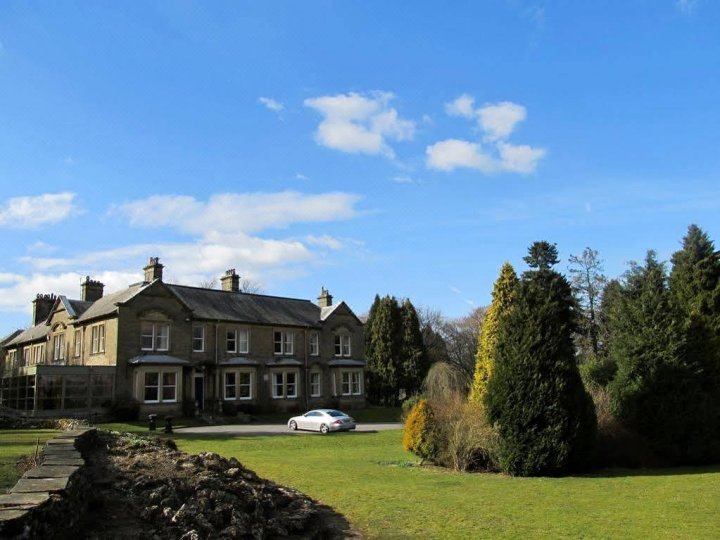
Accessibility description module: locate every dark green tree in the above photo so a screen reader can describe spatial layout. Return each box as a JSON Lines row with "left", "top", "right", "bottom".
{"left": 486, "top": 245, "right": 597, "bottom": 476}
{"left": 399, "top": 299, "right": 429, "bottom": 398}
{"left": 608, "top": 250, "right": 713, "bottom": 463}
{"left": 523, "top": 241, "right": 559, "bottom": 270}
{"left": 364, "top": 295, "right": 402, "bottom": 405}
{"left": 668, "top": 225, "right": 720, "bottom": 460}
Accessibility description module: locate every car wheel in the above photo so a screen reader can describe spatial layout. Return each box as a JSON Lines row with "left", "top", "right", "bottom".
{"left": 320, "top": 424, "right": 329, "bottom": 434}
{"left": 289, "top": 420, "right": 297, "bottom": 431}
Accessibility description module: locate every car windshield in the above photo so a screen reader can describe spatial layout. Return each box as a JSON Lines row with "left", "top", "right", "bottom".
{"left": 327, "top": 410, "right": 346, "bottom": 417}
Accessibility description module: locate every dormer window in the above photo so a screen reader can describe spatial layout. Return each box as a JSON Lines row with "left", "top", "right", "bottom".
{"left": 334, "top": 334, "right": 351, "bottom": 357}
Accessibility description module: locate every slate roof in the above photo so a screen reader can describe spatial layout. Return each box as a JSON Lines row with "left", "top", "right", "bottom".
{"left": 7, "top": 323, "right": 49, "bottom": 346}
{"left": 167, "top": 285, "right": 322, "bottom": 327}
{"left": 75, "top": 282, "right": 148, "bottom": 323}
{"left": 57, "top": 296, "right": 93, "bottom": 319}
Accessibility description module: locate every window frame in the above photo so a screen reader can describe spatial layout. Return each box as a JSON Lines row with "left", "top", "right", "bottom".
{"left": 271, "top": 370, "right": 298, "bottom": 399}
{"left": 91, "top": 324, "right": 105, "bottom": 354}
{"left": 273, "top": 330, "right": 294, "bottom": 356}
{"left": 310, "top": 371, "right": 322, "bottom": 397}
{"left": 192, "top": 325, "right": 205, "bottom": 352}
{"left": 310, "top": 332, "right": 319, "bottom": 356}
{"left": 74, "top": 329, "right": 82, "bottom": 358}
{"left": 237, "top": 329, "right": 249, "bottom": 354}
{"left": 226, "top": 329, "right": 237, "bottom": 353}
{"left": 334, "top": 334, "right": 351, "bottom": 357}
{"left": 142, "top": 369, "right": 179, "bottom": 404}
{"left": 341, "top": 369, "right": 363, "bottom": 396}
{"left": 52, "top": 334, "right": 65, "bottom": 362}
{"left": 140, "top": 321, "right": 171, "bottom": 352}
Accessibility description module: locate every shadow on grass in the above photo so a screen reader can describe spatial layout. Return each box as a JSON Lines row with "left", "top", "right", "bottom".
{"left": 580, "top": 464, "right": 720, "bottom": 479}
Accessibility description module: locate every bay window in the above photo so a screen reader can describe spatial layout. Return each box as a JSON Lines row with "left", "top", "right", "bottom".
{"left": 143, "top": 370, "right": 178, "bottom": 403}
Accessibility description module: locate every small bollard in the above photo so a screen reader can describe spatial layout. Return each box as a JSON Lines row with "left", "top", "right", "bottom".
{"left": 148, "top": 414, "right": 157, "bottom": 431}
{"left": 164, "top": 415, "right": 173, "bottom": 434}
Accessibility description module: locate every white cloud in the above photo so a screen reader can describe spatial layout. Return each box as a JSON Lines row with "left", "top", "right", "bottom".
{"left": 295, "top": 173, "right": 309, "bottom": 181}
{"left": 445, "top": 94, "right": 476, "bottom": 119}
{"left": 259, "top": 96, "right": 284, "bottom": 112}
{"left": 113, "top": 191, "right": 361, "bottom": 235}
{"left": 427, "top": 95, "right": 544, "bottom": 174}
{"left": 304, "top": 235, "right": 343, "bottom": 250}
{"left": 497, "top": 142, "right": 546, "bottom": 174}
{"left": 0, "top": 192, "right": 78, "bottom": 229}
{"left": 304, "top": 91, "right": 415, "bottom": 158}
{"left": 478, "top": 102, "right": 527, "bottom": 142}
{"left": 426, "top": 139, "right": 497, "bottom": 173}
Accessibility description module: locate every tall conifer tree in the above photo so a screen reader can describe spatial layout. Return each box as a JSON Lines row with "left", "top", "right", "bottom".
{"left": 469, "top": 262, "right": 518, "bottom": 403}
{"left": 608, "top": 250, "right": 713, "bottom": 463}
{"left": 486, "top": 242, "right": 596, "bottom": 476}
{"left": 399, "top": 299, "right": 429, "bottom": 398}
{"left": 364, "top": 295, "right": 402, "bottom": 405}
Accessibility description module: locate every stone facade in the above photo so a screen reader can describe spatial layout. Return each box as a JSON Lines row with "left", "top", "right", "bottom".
{"left": 0, "top": 259, "right": 365, "bottom": 416}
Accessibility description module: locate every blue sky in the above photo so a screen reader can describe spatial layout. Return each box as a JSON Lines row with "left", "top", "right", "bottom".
{"left": 1, "top": 0, "right": 719, "bottom": 332}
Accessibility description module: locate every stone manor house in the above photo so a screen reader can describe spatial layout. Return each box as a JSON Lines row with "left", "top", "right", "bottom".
{"left": 0, "top": 258, "right": 365, "bottom": 417}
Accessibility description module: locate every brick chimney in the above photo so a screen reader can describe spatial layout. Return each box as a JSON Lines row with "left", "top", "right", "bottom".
{"left": 32, "top": 293, "right": 56, "bottom": 325}
{"left": 221, "top": 269, "right": 240, "bottom": 292}
{"left": 317, "top": 287, "right": 333, "bottom": 308}
{"left": 143, "top": 257, "right": 164, "bottom": 283}
{"left": 81, "top": 276, "right": 104, "bottom": 302}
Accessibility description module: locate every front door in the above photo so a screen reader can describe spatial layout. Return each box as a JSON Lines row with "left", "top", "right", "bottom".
{"left": 194, "top": 374, "right": 205, "bottom": 411}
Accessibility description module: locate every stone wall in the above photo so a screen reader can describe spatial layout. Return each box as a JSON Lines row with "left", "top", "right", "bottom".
{"left": 0, "top": 427, "right": 96, "bottom": 539}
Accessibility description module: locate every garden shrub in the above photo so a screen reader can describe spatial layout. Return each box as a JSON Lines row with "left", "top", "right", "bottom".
{"left": 403, "top": 399, "right": 437, "bottom": 463}
{"left": 401, "top": 394, "right": 424, "bottom": 421}
{"left": 433, "top": 399, "right": 498, "bottom": 472}
{"left": 579, "top": 355, "right": 617, "bottom": 388}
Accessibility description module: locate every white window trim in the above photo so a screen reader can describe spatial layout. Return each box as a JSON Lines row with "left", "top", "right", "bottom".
{"left": 142, "top": 368, "right": 179, "bottom": 404}
{"left": 74, "top": 329, "right": 82, "bottom": 358}
{"left": 310, "top": 332, "right": 319, "bottom": 356}
{"left": 273, "top": 330, "right": 294, "bottom": 356}
{"left": 141, "top": 322, "right": 171, "bottom": 352}
{"left": 341, "top": 369, "right": 363, "bottom": 396}
{"left": 52, "top": 334, "right": 65, "bottom": 362}
{"left": 226, "top": 329, "right": 237, "bottom": 353}
{"left": 310, "top": 371, "right": 322, "bottom": 397}
{"left": 91, "top": 324, "right": 105, "bottom": 354}
{"left": 223, "top": 369, "right": 254, "bottom": 400}
{"left": 237, "top": 329, "right": 249, "bottom": 354}
{"left": 271, "top": 370, "right": 298, "bottom": 399}
{"left": 334, "top": 334, "right": 351, "bottom": 357}
{"left": 192, "top": 325, "right": 205, "bottom": 353}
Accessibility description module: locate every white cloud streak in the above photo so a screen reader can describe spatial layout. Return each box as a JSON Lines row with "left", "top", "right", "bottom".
{"left": 0, "top": 193, "right": 78, "bottom": 229}
{"left": 304, "top": 91, "right": 414, "bottom": 158}
{"left": 259, "top": 96, "right": 284, "bottom": 112}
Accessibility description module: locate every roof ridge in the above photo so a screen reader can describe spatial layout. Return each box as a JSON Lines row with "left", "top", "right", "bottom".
{"left": 168, "top": 284, "right": 317, "bottom": 304}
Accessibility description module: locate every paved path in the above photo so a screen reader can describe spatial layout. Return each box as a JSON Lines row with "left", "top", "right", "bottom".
{"left": 175, "top": 422, "right": 402, "bottom": 436}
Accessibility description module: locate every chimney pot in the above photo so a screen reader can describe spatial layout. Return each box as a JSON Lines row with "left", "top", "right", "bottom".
{"left": 220, "top": 268, "right": 240, "bottom": 292}
{"left": 81, "top": 276, "right": 104, "bottom": 302}
{"left": 144, "top": 257, "right": 164, "bottom": 283}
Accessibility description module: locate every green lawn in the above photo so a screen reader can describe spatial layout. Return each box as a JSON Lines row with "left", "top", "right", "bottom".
{"left": 0, "top": 429, "right": 60, "bottom": 490}
{"left": 146, "top": 428, "right": 720, "bottom": 539}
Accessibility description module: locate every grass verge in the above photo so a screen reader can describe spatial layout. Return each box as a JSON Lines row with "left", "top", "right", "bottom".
{"left": 0, "top": 429, "right": 60, "bottom": 490}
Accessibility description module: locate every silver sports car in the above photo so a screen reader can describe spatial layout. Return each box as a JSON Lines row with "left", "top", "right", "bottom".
{"left": 287, "top": 409, "right": 357, "bottom": 434}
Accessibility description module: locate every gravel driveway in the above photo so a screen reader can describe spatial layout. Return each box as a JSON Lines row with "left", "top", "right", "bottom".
{"left": 175, "top": 422, "right": 402, "bottom": 436}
